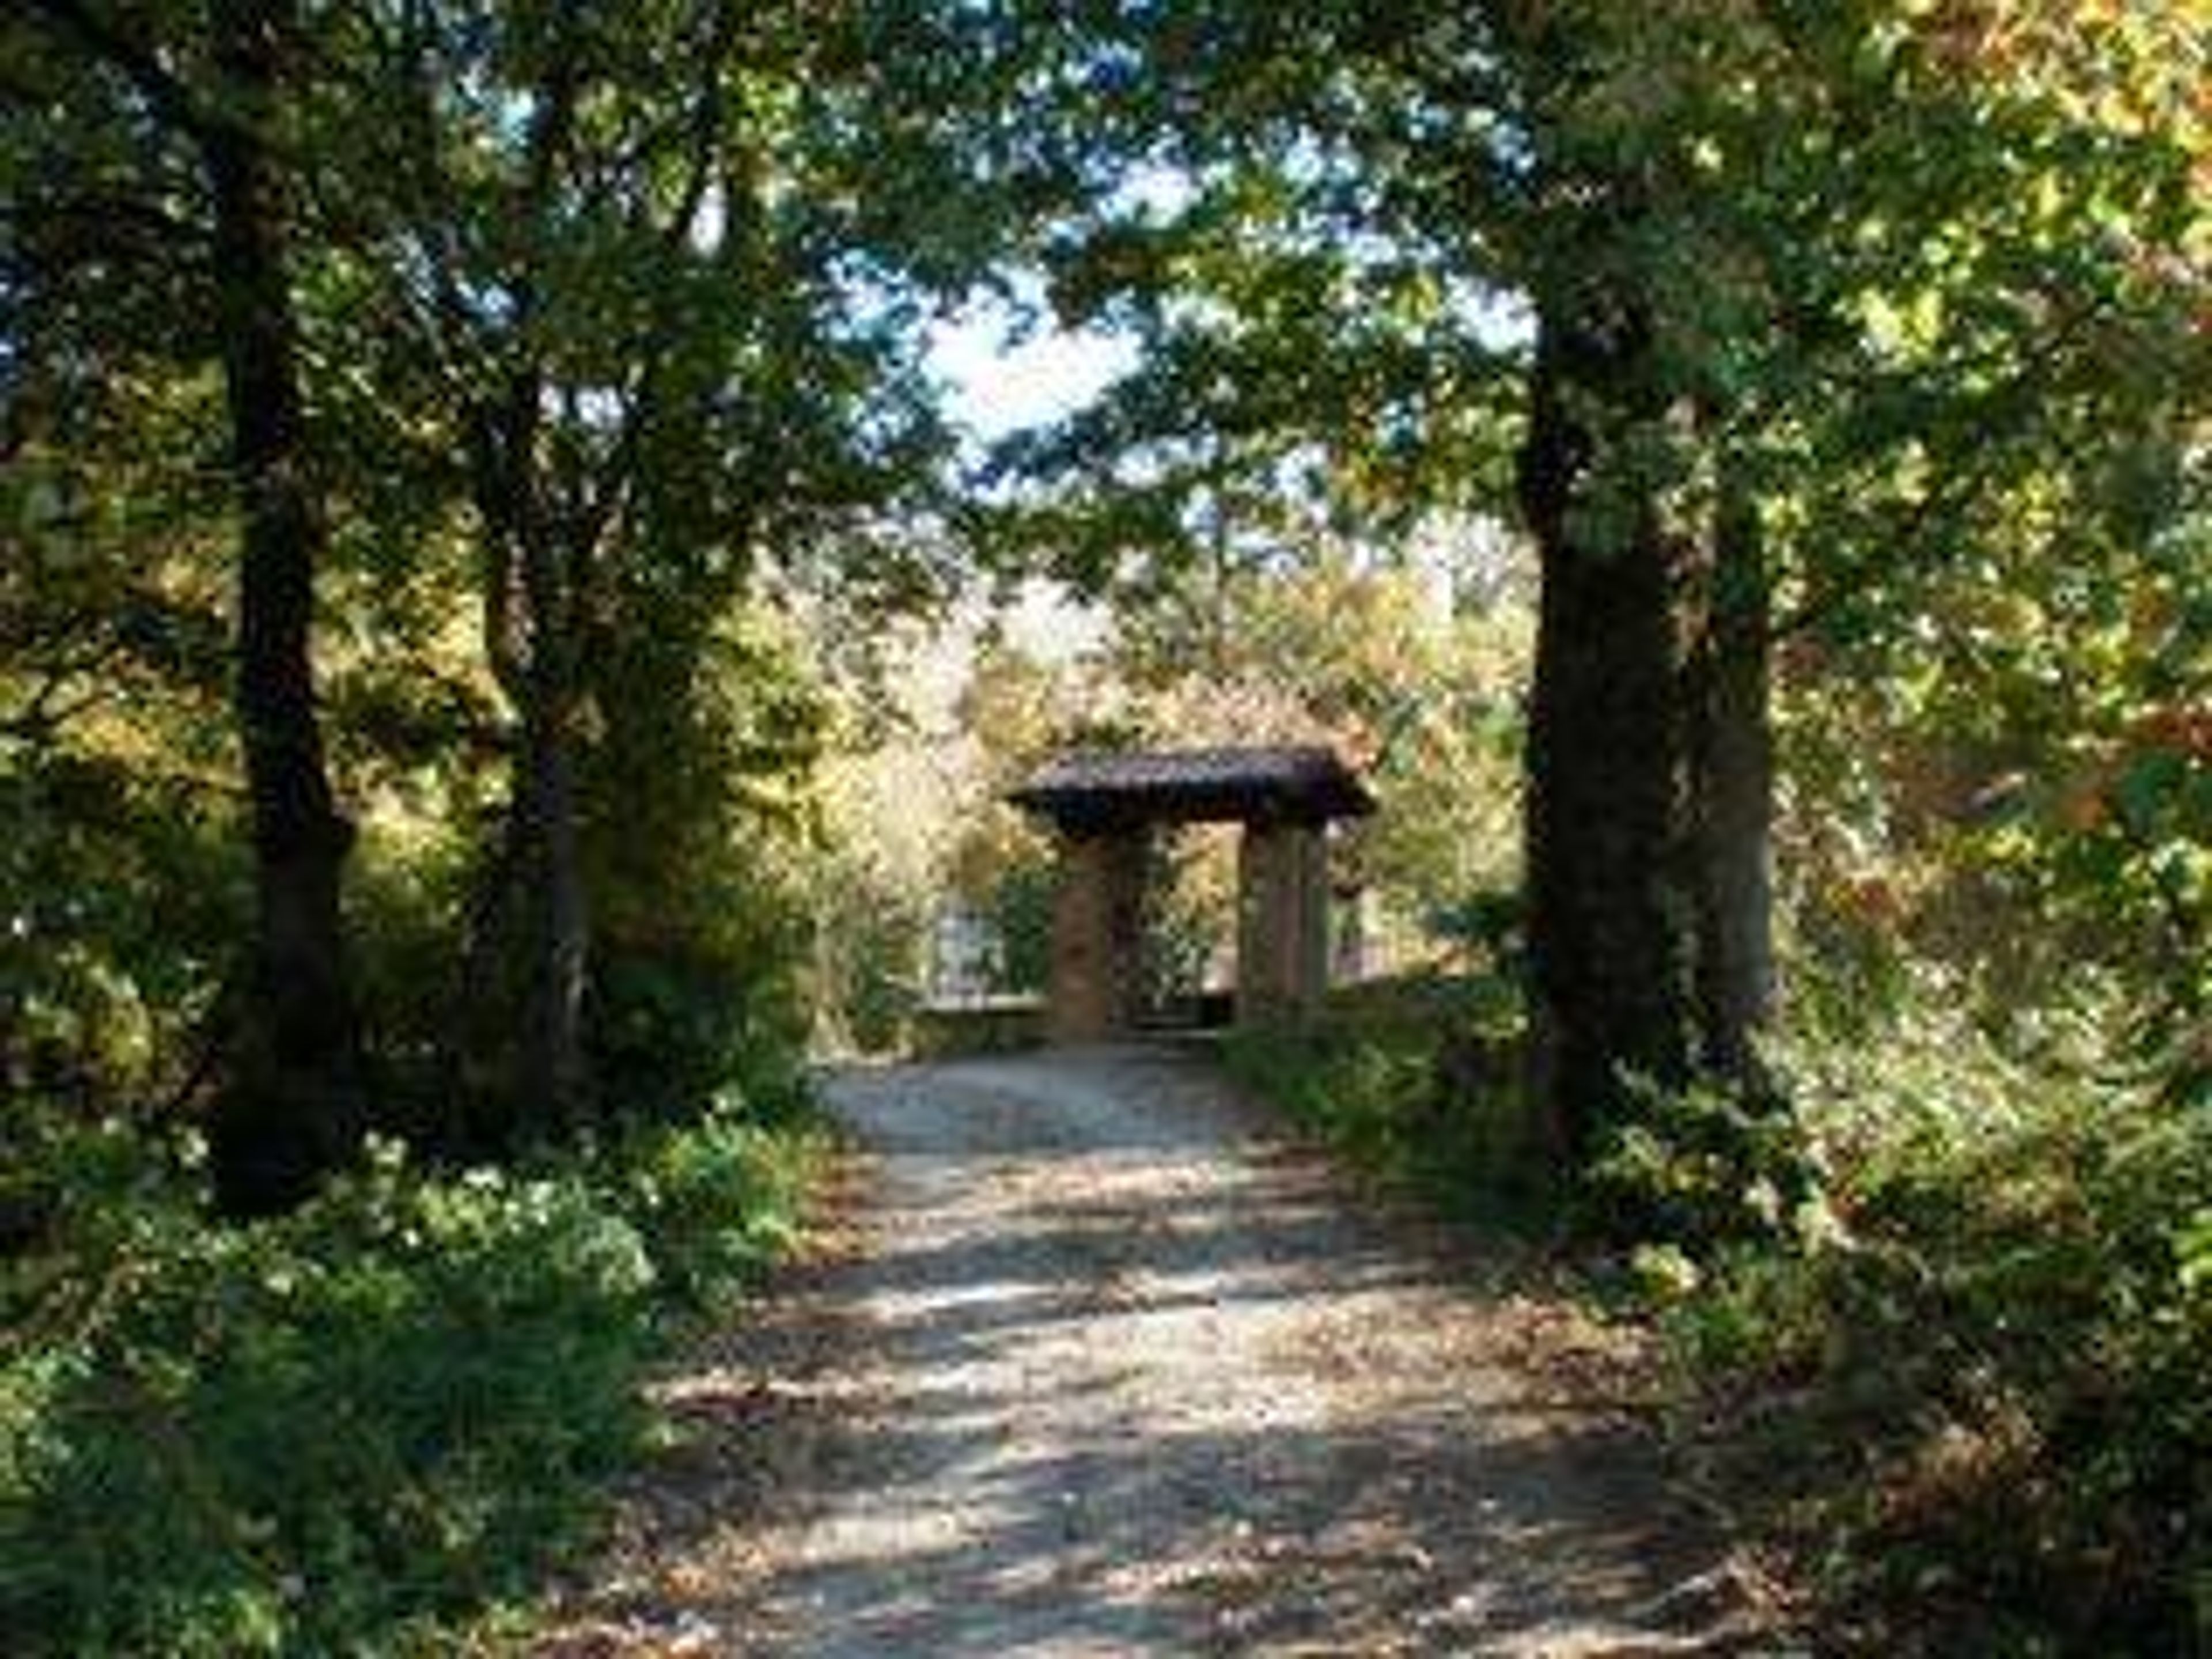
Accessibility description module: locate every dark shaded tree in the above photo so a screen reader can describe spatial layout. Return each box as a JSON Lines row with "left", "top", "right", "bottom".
{"left": 19, "top": 0, "right": 365, "bottom": 1211}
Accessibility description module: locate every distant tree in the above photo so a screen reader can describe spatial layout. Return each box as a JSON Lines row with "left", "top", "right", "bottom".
{"left": 293, "top": 0, "right": 1008, "bottom": 1141}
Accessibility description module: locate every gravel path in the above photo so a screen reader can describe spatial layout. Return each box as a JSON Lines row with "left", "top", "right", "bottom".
{"left": 541, "top": 1045, "right": 1775, "bottom": 1657}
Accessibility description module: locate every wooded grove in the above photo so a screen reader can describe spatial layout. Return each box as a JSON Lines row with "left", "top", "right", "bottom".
{"left": 3, "top": 2, "right": 2207, "bottom": 1653}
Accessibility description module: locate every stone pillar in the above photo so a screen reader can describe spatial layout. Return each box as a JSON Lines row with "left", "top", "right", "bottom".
{"left": 1047, "top": 827, "right": 1147, "bottom": 1043}
{"left": 1236, "top": 820, "right": 1331, "bottom": 1025}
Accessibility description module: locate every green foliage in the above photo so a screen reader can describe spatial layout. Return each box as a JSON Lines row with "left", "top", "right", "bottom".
{"left": 589, "top": 927, "right": 802, "bottom": 1125}
{"left": 0, "top": 1092, "right": 820, "bottom": 1658}
{"left": 1227, "top": 1021, "right": 1431, "bottom": 1182}
{"left": 2, "top": 1143, "right": 641, "bottom": 1656}
{"left": 974, "top": 855, "right": 1056, "bottom": 997}
{"left": 579, "top": 607, "right": 832, "bottom": 1110}
{"left": 1781, "top": 460, "right": 2211, "bottom": 1093}
{"left": 605, "top": 1101, "right": 821, "bottom": 1315}
{"left": 808, "top": 840, "right": 932, "bottom": 1056}
{"left": 1, "top": 417, "right": 247, "bottom": 1105}
{"left": 1589, "top": 1074, "right": 1821, "bottom": 1251}
{"left": 1224, "top": 970, "right": 1542, "bottom": 1220}
{"left": 1643, "top": 994, "right": 2212, "bottom": 1656}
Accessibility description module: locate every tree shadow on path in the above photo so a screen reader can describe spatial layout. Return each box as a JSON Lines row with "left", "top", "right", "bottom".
{"left": 544, "top": 1046, "right": 1783, "bottom": 1657}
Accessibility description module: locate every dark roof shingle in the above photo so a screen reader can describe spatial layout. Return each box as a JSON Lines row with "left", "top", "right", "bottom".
{"left": 1008, "top": 744, "right": 1373, "bottom": 828}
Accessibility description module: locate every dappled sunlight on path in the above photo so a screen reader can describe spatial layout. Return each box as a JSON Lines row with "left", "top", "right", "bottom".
{"left": 540, "top": 1046, "right": 1775, "bottom": 1657}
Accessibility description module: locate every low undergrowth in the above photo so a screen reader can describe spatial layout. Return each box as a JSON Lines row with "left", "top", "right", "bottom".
{"left": 1221, "top": 968, "right": 1546, "bottom": 1225}
{"left": 1626, "top": 999, "right": 2212, "bottom": 1657}
{"left": 1229, "top": 972, "right": 2210, "bottom": 1654}
{"left": 0, "top": 1092, "right": 824, "bottom": 1657}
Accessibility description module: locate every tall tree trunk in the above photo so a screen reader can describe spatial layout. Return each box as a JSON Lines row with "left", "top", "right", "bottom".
{"left": 512, "top": 529, "right": 591, "bottom": 1135}
{"left": 201, "top": 0, "right": 363, "bottom": 1214}
{"left": 463, "top": 373, "right": 591, "bottom": 1142}
{"left": 1688, "top": 469, "right": 1777, "bottom": 1085}
{"left": 1517, "top": 305, "right": 1696, "bottom": 1164}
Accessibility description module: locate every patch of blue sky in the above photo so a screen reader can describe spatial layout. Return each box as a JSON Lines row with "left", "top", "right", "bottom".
{"left": 928, "top": 281, "right": 1139, "bottom": 446}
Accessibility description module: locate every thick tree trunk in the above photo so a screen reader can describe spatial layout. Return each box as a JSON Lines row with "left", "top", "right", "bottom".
{"left": 201, "top": 0, "right": 363, "bottom": 1214}
{"left": 1688, "top": 475, "right": 1777, "bottom": 1085}
{"left": 1517, "top": 307, "right": 1696, "bottom": 1164}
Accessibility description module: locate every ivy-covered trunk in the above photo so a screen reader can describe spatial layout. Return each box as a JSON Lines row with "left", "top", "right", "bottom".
{"left": 202, "top": 0, "right": 363, "bottom": 1214}
{"left": 1517, "top": 304, "right": 1697, "bottom": 1163}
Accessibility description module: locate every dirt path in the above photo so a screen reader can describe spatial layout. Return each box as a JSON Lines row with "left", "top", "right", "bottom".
{"left": 540, "top": 1045, "right": 1777, "bottom": 1657}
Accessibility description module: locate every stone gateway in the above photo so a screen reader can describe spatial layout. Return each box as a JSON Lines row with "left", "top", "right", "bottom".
{"left": 1008, "top": 745, "right": 1374, "bottom": 1042}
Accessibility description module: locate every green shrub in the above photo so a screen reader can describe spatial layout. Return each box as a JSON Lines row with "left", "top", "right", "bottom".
{"left": 1589, "top": 1071, "right": 1823, "bottom": 1250}
{"left": 0, "top": 1087, "right": 820, "bottom": 1658}
{"left": 1224, "top": 970, "right": 1543, "bottom": 1219}
{"left": 1, "top": 762, "right": 246, "bottom": 1108}
{"left": 0, "top": 1140, "right": 652, "bottom": 1657}
{"left": 1645, "top": 998, "right": 2212, "bottom": 1657}
{"left": 807, "top": 850, "right": 929, "bottom": 1056}
{"left": 606, "top": 1104, "right": 821, "bottom": 1314}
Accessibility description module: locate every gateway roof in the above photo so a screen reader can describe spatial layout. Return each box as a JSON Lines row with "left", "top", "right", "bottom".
{"left": 1008, "top": 744, "right": 1373, "bottom": 829}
